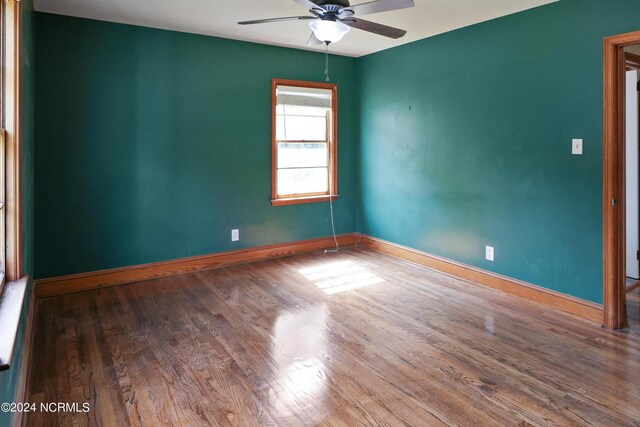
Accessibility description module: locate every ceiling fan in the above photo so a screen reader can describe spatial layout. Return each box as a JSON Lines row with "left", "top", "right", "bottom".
{"left": 238, "top": 0, "right": 415, "bottom": 45}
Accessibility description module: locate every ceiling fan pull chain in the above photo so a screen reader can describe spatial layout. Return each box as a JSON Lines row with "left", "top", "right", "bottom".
{"left": 324, "top": 42, "right": 330, "bottom": 82}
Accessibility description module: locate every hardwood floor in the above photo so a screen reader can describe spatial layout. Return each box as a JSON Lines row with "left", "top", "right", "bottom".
{"left": 26, "top": 247, "right": 640, "bottom": 426}
{"left": 627, "top": 286, "right": 640, "bottom": 330}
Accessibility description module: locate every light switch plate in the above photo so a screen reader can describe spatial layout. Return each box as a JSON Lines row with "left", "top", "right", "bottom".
{"left": 572, "top": 139, "right": 583, "bottom": 155}
{"left": 485, "top": 246, "right": 495, "bottom": 262}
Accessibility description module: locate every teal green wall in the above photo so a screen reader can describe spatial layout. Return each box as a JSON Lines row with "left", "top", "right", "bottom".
{"left": 0, "top": 0, "right": 36, "bottom": 424}
{"left": 34, "top": 13, "right": 359, "bottom": 279}
{"left": 34, "top": 1, "right": 640, "bottom": 303}
{"left": 359, "top": 0, "right": 640, "bottom": 304}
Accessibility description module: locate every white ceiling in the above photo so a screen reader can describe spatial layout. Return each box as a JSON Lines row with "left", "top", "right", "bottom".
{"left": 33, "top": 0, "right": 558, "bottom": 57}
{"left": 626, "top": 45, "right": 640, "bottom": 55}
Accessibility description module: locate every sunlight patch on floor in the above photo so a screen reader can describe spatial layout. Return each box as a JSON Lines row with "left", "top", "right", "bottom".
{"left": 270, "top": 306, "right": 329, "bottom": 422}
{"left": 299, "top": 260, "right": 384, "bottom": 294}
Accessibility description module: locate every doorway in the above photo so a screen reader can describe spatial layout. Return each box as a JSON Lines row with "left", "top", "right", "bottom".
{"left": 603, "top": 31, "right": 640, "bottom": 329}
{"left": 626, "top": 47, "right": 640, "bottom": 283}
{"left": 625, "top": 46, "right": 640, "bottom": 326}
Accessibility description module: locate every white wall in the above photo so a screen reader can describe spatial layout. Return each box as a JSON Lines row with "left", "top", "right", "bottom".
{"left": 626, "top": 69, "right": 639, "bottom": 279}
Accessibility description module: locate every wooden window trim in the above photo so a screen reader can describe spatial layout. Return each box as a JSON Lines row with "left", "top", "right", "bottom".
{"left": 271, "top": 78, "right": 339, "bottom": 206}
{"left": 0, "top": 0, "right": 26, "bottom": 372}
{"left": 2, "top": 0, "right": 22, "bottom": 282}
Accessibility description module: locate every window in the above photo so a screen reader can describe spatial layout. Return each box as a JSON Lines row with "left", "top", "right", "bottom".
{"left": 0, "top": 0, "right": 25, "bottom": 373}
{"left": 271, "top": 79, "right": 338, "bottom": 206}
{"left": 0, "top": 0, "right": 7, "bottom": 293}
{"left": 0, "top": 128, "right": 5, "bottom": 291}
{"left": 0, "top": 0, "right": 21, "bottom": 285}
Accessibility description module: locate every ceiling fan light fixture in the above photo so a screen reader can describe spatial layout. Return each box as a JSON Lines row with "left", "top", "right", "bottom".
{"left": 309, "top": 19, "right": 350, "bottom": 44}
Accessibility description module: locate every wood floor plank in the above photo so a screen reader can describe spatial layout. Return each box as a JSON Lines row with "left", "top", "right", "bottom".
{"left": 26, "top": 247, "right": 640, "bottom": 426}
{"left": 274, "top": 257, "right": 576, "bottom": 425}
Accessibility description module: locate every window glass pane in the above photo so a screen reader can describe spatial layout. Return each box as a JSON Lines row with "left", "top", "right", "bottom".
{"left": 276, "top": 86, "right": 332, "bottom": 110}
{"left": 0, "top": 130, "right": 4, "bottom": 277}
{"left": 278, "top": 143, "right": 328, "bottom": 168}
{"left": 276, "top": 105, "right": 328, "bottom": 117}
{"left": 276, "top": 115, "right": 326, "bottom": 141}
{"left": 276, "top": 104, "right": 331, "bottom": 117}
{"left": 277, "top": 168, "right": 328, "bottom": 196}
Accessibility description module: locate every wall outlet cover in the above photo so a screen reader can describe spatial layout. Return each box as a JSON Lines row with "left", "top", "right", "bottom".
{"left": 572, "top": 138, "right": 583, "bottom": 155}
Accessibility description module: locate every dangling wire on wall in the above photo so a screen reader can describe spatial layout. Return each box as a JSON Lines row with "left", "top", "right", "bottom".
{"left": 282, "top": 85, "right": 337, "bottom": 254}
{"left": 325, "top": 87, "right": 338, "bottom": 254}
{"left": 324, "top": 163, "right": 339, "bottom": 254}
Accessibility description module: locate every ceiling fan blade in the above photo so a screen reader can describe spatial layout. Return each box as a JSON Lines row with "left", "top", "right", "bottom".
{"left": 307, "top": 32, "right": 324, "bottom": 46}
{"left": 340, "top": 17, "right": 407, "bottom": 39}
{"left": 349, "top": 0, "right": 414, "bottom": 16}
{"left": 238, "top": 16, "right": 316, "bottom": 25}
{"left": 292, "top": 0, "right": 326, "bottom": 12}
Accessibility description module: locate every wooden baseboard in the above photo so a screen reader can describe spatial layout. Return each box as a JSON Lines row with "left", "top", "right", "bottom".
{"left": 35, "top": 232, "right": 603, "bottom": 323}
{"left": 357, "top": 234, "right": 603, "bottom": 324}
{"left": 35, "top": 234, "right": 357, "bottom": 298}
{"left": 12, "top": 280, "right": 35, "bottom": 427}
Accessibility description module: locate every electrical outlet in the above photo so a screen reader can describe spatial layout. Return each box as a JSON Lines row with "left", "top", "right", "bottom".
{"left": 485, "top": 246, "right": 495, "bottom": 262}
{"left": 572, "top": 138, "right": 583, "bottom": 155}
{"left": 231, "top": 229, "right": 239, "bottom": 242}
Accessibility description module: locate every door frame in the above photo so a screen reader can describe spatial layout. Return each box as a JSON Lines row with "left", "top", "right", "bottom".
{"left": 603, "top": 30, "right": 640, "bottom": 329}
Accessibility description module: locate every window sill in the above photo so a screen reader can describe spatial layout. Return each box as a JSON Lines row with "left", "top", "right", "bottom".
{"left": 0, "top": 276, "right": 28, "bottom": 371}
{"left": 271, "top": 194, "right": 340, "bottom": 206}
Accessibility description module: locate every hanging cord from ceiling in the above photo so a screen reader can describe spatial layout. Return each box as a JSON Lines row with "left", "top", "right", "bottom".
{"left": 324, "top": 164, "right": 339, "bottom": 254}
{"left": 325, "top": 89, "right": 339, "bottom": 254}
{"left": 284, "top": 88, "right": 337, "bottom": 253}
{"left": 322, "top": 51, "right": 338, "bottom": 253}
{"left": 324, "top": 42, "right": 331, "bottom": 82}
